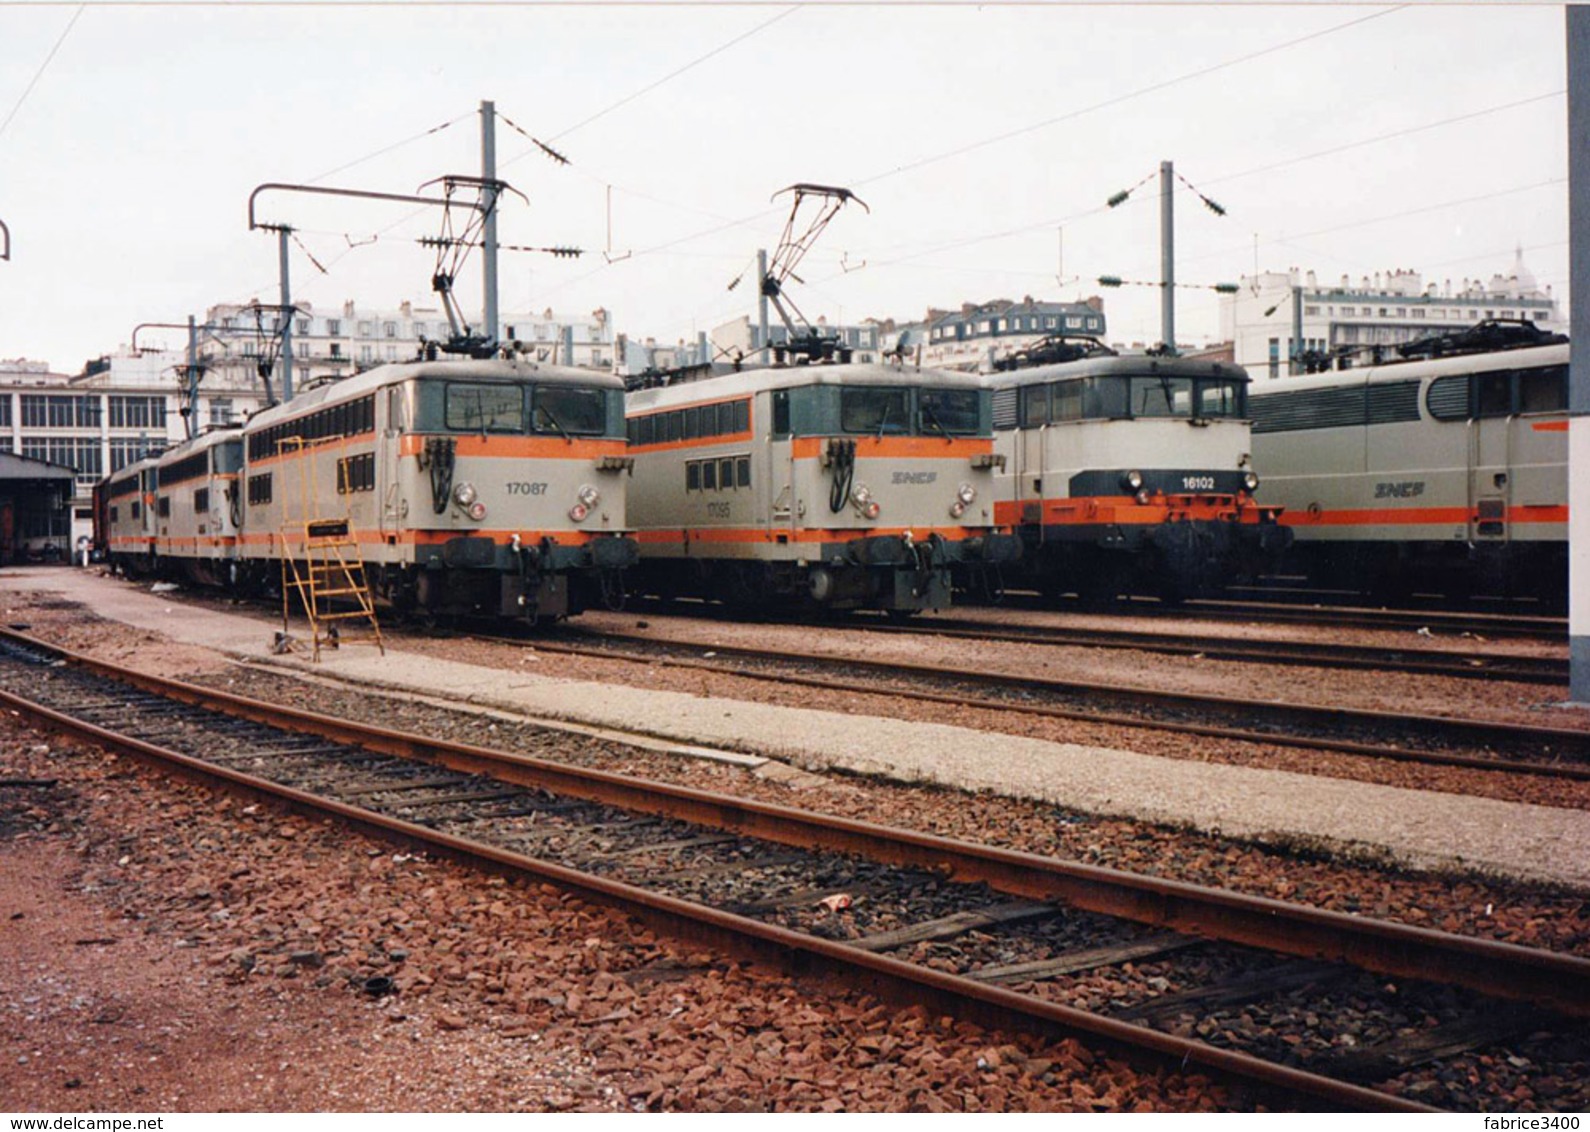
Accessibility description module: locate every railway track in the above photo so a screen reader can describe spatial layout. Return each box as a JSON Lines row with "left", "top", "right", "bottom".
{"left": 3, "top": 628, "right": 1589, "bottom": 1110}
{"left": 1057, "top": 594, "right": 1566, "bottom": 644}
{"left": 842, "top": 614, "right": 1568, "bottom": 686}
{"left": 529, "top": 628, "right": 1590, "bottom": 783}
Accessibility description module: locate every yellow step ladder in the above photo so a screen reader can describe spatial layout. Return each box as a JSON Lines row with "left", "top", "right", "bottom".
{"left": 277, "top": 436, "right": 385, "bottom": 662}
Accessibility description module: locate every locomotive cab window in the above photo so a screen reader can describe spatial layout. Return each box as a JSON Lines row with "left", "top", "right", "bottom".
{"left": 919, "top": 389, "right": 981, "bottom": 435}
{"left": 840, "top": 387, "right": 911, "bottom": 435}
{"left": 1130, "top": 376, "right": 1193, "bottom": 418}
{"left": 445, "top": 383, "right": 525, "bottom": 433}
{"left": 533, "top": 386, "right": 609, "bottom": 436}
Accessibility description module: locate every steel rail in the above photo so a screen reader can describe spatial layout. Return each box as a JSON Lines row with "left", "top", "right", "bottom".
{"left": 526, "top": 631, "right": 1590, "bottom": 782}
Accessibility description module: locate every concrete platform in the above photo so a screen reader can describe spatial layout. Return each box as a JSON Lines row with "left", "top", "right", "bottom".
{"left": 7, "top": 565, "right": 1590, "bottom": 892}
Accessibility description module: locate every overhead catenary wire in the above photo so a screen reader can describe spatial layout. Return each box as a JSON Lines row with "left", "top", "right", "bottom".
{"left": 0, "top": 3, "right": 86, "bottom": 143}
{"left": 521, "top": 3, "right": 1416, "bottom": 325}
{"left": 837, "top": 87, "right": 1568, "bottom": 281}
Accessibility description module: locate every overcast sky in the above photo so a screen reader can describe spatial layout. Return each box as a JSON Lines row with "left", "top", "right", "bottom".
{"left": 0, "top": 1, "right": 1570, "bottom": 370}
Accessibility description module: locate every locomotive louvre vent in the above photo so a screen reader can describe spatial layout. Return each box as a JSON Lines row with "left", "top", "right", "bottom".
{"left": 991, "top": 387, "right": 1020, "bottom": 431}
{"left": 1425, "top": 375, "right": 1471, "bottom": 421}
{"left": 1250, "top": 386, "right": 1366, "bottom": 434}
{"left": 1365, "top": 381, "right": 1421, "bottom": 425}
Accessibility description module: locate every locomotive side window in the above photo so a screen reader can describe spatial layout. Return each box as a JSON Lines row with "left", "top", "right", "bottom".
{"left": 533, "top": 387, "right": 608, "bottom": 435}
{"left": 920, "top": 388, "right": 981, "bottom": 435}
{"left": 248, "top": 474, "right": 272, "bottom": 506}
{"left": 1020, "top": 384, "right": 1049, "bottom": 427}
{"left": 1520, "top": 365, "right": 1568, "bottom": 413}
{"left": 737, "top": 457, "right": 751, "bottom": 488}
{"left": 732, "top": 400, "right": 750, "bottom": 433}
{"left": 1476, "top": 371, "right": 1512, "bottom": 419}
{"left": 686, "top": 463, "right": 700, "bottom": 491}
{"left": 771, "top": 390, "right": 791, "bottom": 437}
{"left": 1088, "top": 377, "right": 1130, "bottom": 419}
{"left": 446, "top": 383, "right": 525, "bottom": 433}
{"left": 194, "top": 488, "right": 209, "bottom": 513}
{"left": 1052, "top": 380, "right": 1085, "bottom": 421}
{"left": 1195, "top": 379, "right": 1245, "bottom": 418}
{"left": 702, "top": 461, "right": 717, "bottom": 490}
{"left": 719, "top": 459, "right": 736, "bottom": 490}
{"left": 841, "top": 387, "right": 911, "bottom": 435}
{"left": 157, "top": 496, "right": 171, "bottom": 518}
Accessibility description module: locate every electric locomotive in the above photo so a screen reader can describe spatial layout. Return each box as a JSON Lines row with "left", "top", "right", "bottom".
{"left": 624, "top": 362, "right": 1021, "bottom": 614}
{"left": 99, "top": 452, "right": 163, "bottom": 578}
{"left": 237, "top": 357, "right": 639, "bottom": 622}
{"left": 1249, "top": 322, "right": 1568, "bottom": 605}
{"left": 986, "top": 342, "right": 1289, "bottom": 603}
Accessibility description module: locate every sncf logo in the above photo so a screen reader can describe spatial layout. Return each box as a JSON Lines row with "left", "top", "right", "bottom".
{"left": 1374, "top": 481, "right": 1425, "bottom": 499}
{"left": 891, "top": 471, "right": 938, "bottom": 485}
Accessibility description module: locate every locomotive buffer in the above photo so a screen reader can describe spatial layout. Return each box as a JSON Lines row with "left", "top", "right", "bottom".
{"left": 276, "top": 435, "right": 385, "bottom": 661}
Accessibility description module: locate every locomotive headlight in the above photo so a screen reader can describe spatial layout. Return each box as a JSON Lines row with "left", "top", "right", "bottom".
{"left": 569, "top": 502, "right": 590, "bottom": 523}
{"left": 1135, "top": 489, "right": 1152, "bottom": 506}
{"left": 453, "top": 482, "right": 478, "bottom": 507}
{"left": 851, "top": 484, "right": 873, "bottom": 505}
{"left": 1121, "top": 470, "right": 1144, "bottom": 492}
{"left": 863, "top": 501, "right": 881, "bottom": 520}
{"left": 467, "top": 501, "right": 488, "bottom": 521}
{"left": 956, "top": 483, "right": 977, "bottom": 506}
{"left": 577, "top": 484, "right": 601, "bottom": 508}
{"left": 950, "top": 500, "right": 967, "bottom": 519}
{"left": 1242, "top": 470, "right": 1260, "bottom": 492}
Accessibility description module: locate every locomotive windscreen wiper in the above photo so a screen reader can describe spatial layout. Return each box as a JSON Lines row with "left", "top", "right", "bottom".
{"left": 536, "top": 404, "right": 572, "bottom": 442}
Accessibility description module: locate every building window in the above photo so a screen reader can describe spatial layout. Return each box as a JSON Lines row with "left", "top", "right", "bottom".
{"left": 109, "top": 439, "right": 150, "bottom": 473}
{"left": 109, "top": 396, "right": 166, "bottom": 430}
{"left": 1304, "top": 306, "right": 1320, "bottom": 316}
{"left": 209, "top": 399, "right": 234, "bottom": 427}
{"left": 360, "top": 346, "right": 373, "bottom": 363}
{"left": 327, "top": 319, "right": 341, "bottom": 335}
{"left": 1268, "top": 338, "right": 1280, "bottom": 381}
{"left": 330, "top": 343, "right": 342, "bottom": 358}
{"left": 296, "top": 319, "right": 310, "bottom": 335}
{"left": 22, "top": 394, "right": 100, "bottom": 429}
{"left": 0, "top": 396, "right": 10, "bottom": 427}
{"left": 384, "top": 322, "right": 397, "bottom": 338}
